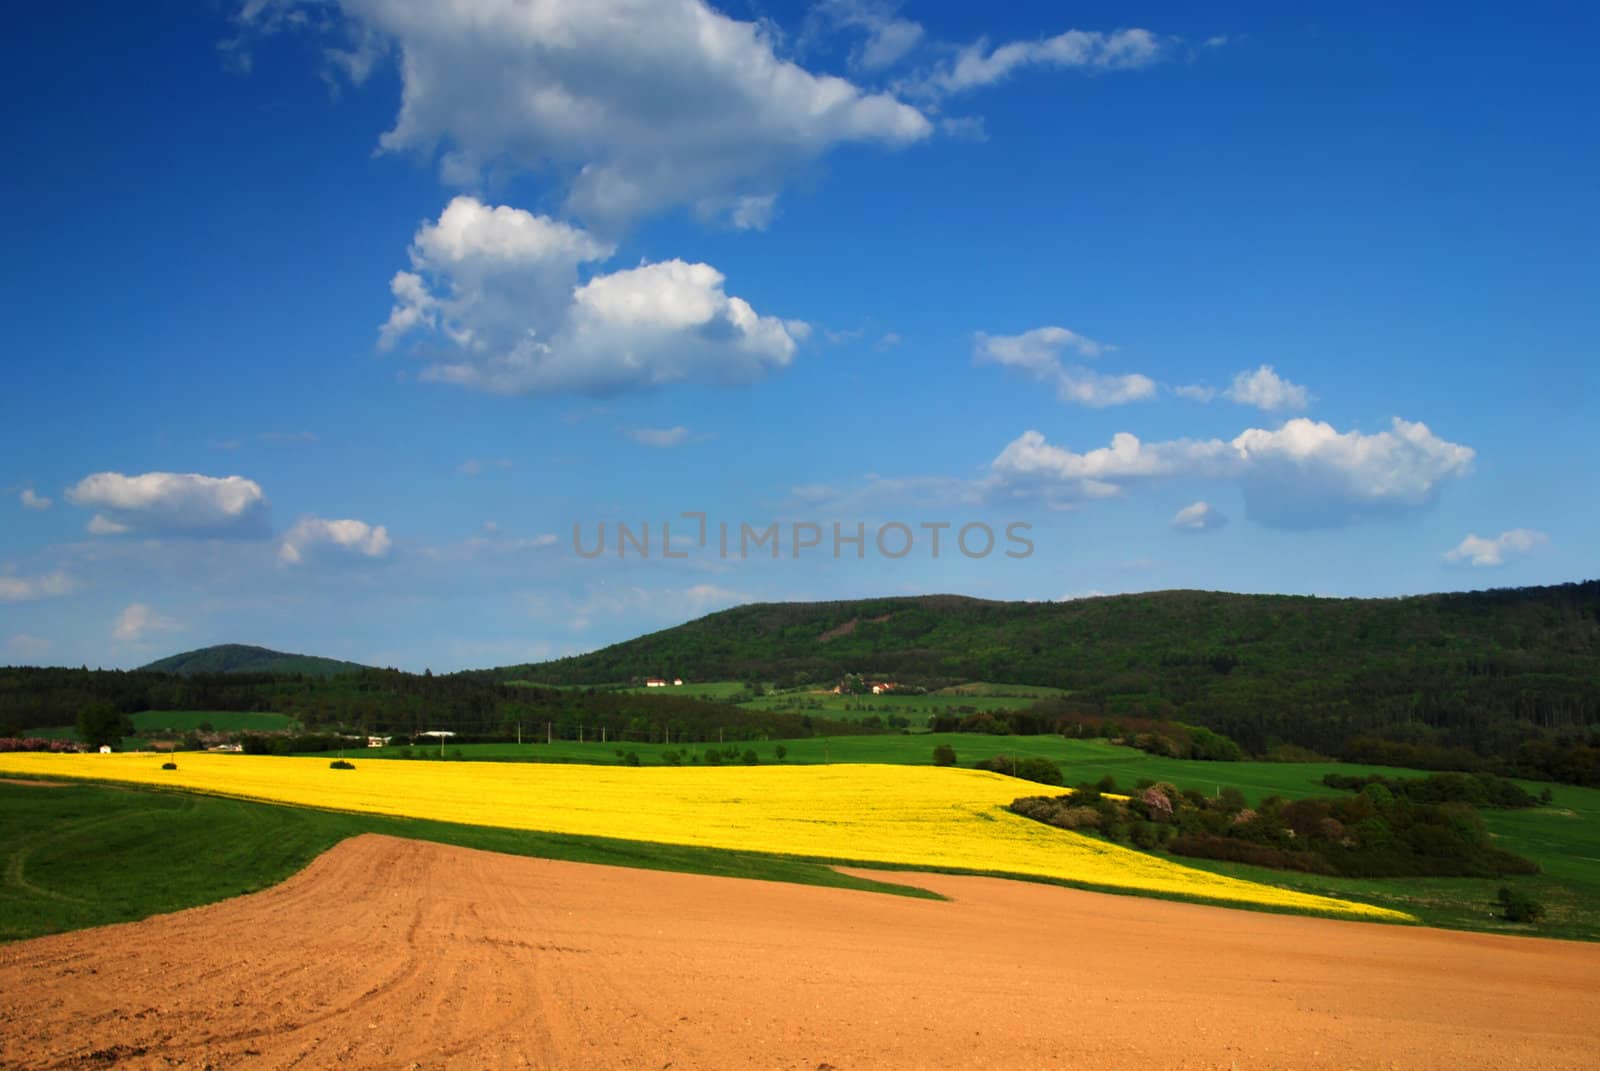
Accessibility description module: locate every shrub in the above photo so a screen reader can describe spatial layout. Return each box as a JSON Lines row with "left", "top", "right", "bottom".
{"left": 742, "top": 749, "right": 760, "bottom": 765}
{"left": 161, "top": 761, "right": 178, "bottom": 770}
{"left": 330, "top": 759, "right": 355, "bottom": 770}
{"left": 1496, "top": 886, "right": 1546, "bottom": 923}
{"left": 974, "top": 754, "right": 1063, "bottom": 787}
{"left": 932, "top": 744, "right": 957, "bottom": 767}
{"left": 622, "top": 751, "right": 641, "bottom": 766}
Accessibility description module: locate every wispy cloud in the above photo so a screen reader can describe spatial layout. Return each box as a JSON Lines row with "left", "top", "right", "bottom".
{"left": 974, "top": 326, "right": 1155, "bottom": 407}
{"left": 0, "top": 569, "right": 78, "bottom": 603}
{"left": 113, "top": 603, "right": 182, "bottom": 643}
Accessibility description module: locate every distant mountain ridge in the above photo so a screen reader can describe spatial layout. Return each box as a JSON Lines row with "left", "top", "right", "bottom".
{"left": 141, "top": 644, "right": 367, "bottom": 677}
{"left": 480, "top": 582, "right": 1600, "bottom": 776}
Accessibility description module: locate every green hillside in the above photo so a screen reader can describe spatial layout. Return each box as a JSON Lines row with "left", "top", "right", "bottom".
{"left": 140, "top": 644, "right": 367, "bottom": 678}
{"left": 485, "top": 582, "right": 1600, "bottom": 780}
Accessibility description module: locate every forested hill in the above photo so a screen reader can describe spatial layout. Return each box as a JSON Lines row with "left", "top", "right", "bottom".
{"left": 485, "top": 582, "right": 1600, "bottom": 775}
{"left": 140, "top": 644, "right": 368, "bottom": 677}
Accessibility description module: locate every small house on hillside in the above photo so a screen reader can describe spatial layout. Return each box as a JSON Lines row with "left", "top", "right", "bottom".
{"left": 645, "top": 678, "right": 668, "bottom": 687}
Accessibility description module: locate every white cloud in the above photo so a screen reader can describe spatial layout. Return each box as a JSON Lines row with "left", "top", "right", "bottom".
{"left": 974, "top": 327, "right": 1156, "bottom": 408}
{"left": 66, "top": 472, "right": 269, "bottom": 536}
{"left": 1229, "top": 418, "right": 1472, "bottom": 527}
{"left": 244, "top": 0, "right": 931, "bottom": 228}
{"left": 279, "top": 516, "right": 392, "bottom": 565}
{"left": 257, "top": 430, "right": 319, "bottom": 444}
{"left": 1444, "top": 528, "right": 1549, "bottom": 568}
{"left": 922, "top": 27, "right": 1167, "bottom": 96}
{"left": 627, "top": 426, "right": 691, "bottom": 448}
{"left": 19, "top": 489, "right": 52, "bottom": 510}
{"left": 1224, "top": 364, "right": 1312, "bottom": 411}
{"left": 0, "top": 570, "right": 77, "bottom": 603}
{"left": 113, "top": 603, "right": 183, "bottom": 643}
{"left": 385, "top": 197, "right": 803, "bottom": 396}
{"left": 992, "top": 417, "right": 1474, "bottom": 526}
{"left": 1170, "top": 500, "right": 1228, "bottom": 532}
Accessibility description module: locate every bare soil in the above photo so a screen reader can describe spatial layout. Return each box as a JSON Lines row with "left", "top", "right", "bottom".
{"left": 3, "top": 834, "right": 1597, "bottom": 1070}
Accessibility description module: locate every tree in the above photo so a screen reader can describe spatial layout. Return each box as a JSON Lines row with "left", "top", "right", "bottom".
{"left": 76, "top": 702, "right": 133, "bottom": 750}
{"left": 932, "top": 744, "right": 957, "bottom": 767}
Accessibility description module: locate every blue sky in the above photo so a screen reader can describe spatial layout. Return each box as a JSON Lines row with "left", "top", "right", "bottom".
{"left": 2, "top": 1, "right": 1595, "bottom": 671}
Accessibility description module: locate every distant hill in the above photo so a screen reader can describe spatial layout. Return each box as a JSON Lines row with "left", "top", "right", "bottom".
{"left": 141, "top": 644, "right": 367, "bottom": 678}
{"left": 484, "top": 582, "right": 1600, "bottom": 777}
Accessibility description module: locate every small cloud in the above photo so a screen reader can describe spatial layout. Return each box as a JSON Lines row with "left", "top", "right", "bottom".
{"left": 975, "top": 326, "right": 1156, "bottom": 408}
{"left": 875, "top": 331, "right": 903, "bottom": 351}
{"left": 67, "top": 471, "right": 270, "bottom": 537}
{"left": 1443, "top": 528, "right": 1549, "bottom": 568}
{"left": 627, "top": 426, "right": 692, "bottom": 448}
{"left": 19, "top": 489, "right": 52, "bottom": 510}
{"left": 258, "top": 430, "right": 319, "bottom": 444}
{"left": 113, "top": 603, "right": 182, "bottom": 643}
{"left": 0, "top": 569, "right": 77, "bottom": 603}
{"left": 279, "top": 516, "right": 392, "bottom": 565}
{"left": 1203, "top": 35, "right": 1230, "bottom": 49}
{"left": 210, "top": 439, "right": 242, "bottom": 451}
{"left": 1223, "top": 364, "right": 1312, "bottom": 412}
{"left": 1170, "top": 500, "right": 1228, "bottom": 532}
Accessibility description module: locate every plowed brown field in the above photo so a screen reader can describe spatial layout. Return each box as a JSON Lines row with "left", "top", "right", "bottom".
{"left": 3, "top": 834, "right": 1596, "bottom": 1070}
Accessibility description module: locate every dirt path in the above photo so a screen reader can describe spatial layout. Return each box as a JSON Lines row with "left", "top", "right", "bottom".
{"left": 2, "top": 835, "right": 1596, "bottom": 1070}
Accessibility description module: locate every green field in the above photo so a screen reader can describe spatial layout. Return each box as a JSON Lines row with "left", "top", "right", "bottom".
{"left": 0, "top": 780, "right": 935, "bottom": 943}
{"left": 22, "top": 710, "right": 301, "bottom": 746}
{"left": 509, "top": 679, "right": 1067, "bottom": 725}
{"left": 360, "top": 733, "right": 1401, "bottom": 787}
{"left": 739, "top": 689, "right": 1053, "bottom": 723}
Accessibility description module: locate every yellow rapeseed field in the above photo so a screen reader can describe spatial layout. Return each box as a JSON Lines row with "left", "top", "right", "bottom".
{"left": 0, "top": 753, "right": 1410, "bottom": 920}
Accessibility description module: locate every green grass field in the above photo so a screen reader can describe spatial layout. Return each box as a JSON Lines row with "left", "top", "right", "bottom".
{"left": 360, "top": 733, "right": 1405, "bottom": 788}
{"left": 739, "top": 689, "right": 1053, "bottom": 723}
{"left": 22, "top": 710, "right": 300, "bottom": 748}
{"left": 0, "top": 780, "right": 936, "bottom": 943}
